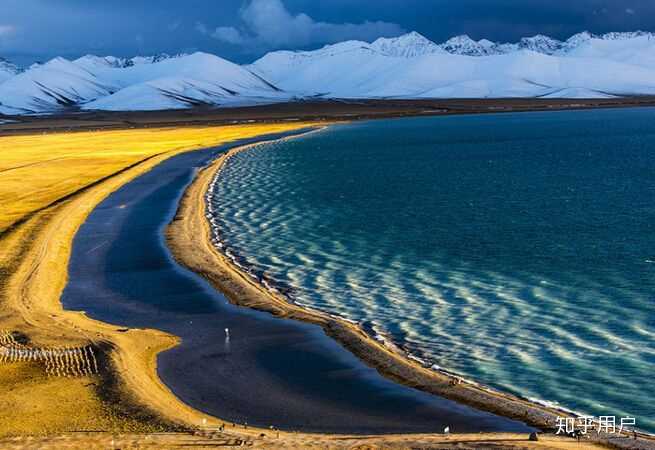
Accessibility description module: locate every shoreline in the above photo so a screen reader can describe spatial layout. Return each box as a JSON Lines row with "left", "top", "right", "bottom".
{"left": 4, "top": 98, "right": 655, "bottom": 137}
{"left": 167, "top": 127, "right": 562, "bottom": 429}
{"left": 166, "top": 124, "right": 655, "bottom": 448}
{"left": 204, "top": 128, "right": 549, "bottom": 412}
{"left": 58, "top": 126, "right": 534, "bottom": 435}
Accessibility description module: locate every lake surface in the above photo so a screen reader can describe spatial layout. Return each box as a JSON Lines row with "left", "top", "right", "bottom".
{"left": 210, "top": 109, "right": 655, "bottom": 432}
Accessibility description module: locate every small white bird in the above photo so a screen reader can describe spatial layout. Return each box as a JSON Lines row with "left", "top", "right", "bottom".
{"left": 444, "top": 426, "right": 450, "bottom": 434}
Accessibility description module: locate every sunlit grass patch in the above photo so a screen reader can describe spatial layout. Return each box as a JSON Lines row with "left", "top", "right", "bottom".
{"left": 0, "top": 124, "right": 315, "bottom": 232}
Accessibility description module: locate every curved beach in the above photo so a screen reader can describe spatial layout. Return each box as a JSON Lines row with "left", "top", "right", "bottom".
{"left": 167, "top": 129, "right": 558, "bottom": 426}
{"left": 62, "top": 127, "right": 533, "bottom": 434}
{"left": 166, "top": 123, "right": 655, "bottom": 448}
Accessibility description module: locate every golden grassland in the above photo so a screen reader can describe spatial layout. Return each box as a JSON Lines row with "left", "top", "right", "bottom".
{"left": 0, "top": 124, "right": 313, "bottom": 232}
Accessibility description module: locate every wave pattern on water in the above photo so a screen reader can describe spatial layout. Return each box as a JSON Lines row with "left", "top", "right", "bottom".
{"left": 207, "top": 112, "right": 655, "bottom": 433}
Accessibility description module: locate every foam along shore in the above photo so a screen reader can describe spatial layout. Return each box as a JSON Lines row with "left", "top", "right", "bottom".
{"left": 166, "top": 127, "right": 655, "bottom": 449}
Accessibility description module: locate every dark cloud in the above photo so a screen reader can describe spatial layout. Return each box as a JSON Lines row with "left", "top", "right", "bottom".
{"left": 0, "top": 0, "right": 652, "bottom": 66}
{"left": 196, "top": 0, "right": 404, "bottom": 52}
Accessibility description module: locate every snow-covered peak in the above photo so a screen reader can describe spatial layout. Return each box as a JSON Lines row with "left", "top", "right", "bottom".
{"left": 74, "top": 55, "right": 130, "bottom": 69}
{"left": 440, "top": 35, "right": 499, "bottom": 56}
{"left": 0, "top": 57, "right": 115, "bottom": 114}
{"left": 557, "top": 31, "right": 655, "bottom": 57}
{"left": 0, "top": 57, "right": 20, "bottom": 83}
{"left": 39, "top": 57, "right": 102, "bottom": 79}
{"left": 5, "top": 29, "right": 655, "bottom": 114}
{"left": 248, "top": 40, "right": 375, "bottom": 82}
{"left": 370, "top": 31, "right": 442, "bottom": 57}
{"left": 518, "top": 35, "right": 563, "bottom": 54}
{"left": 80, "top": 51, "right": 288, "bottom": 112}
{"left": 602, "top": 31, "right": 651, "bottom": 41}
{"left": 478, "top": 39, "right": 496, "bottom": 48}
{"left": 42, "top": 57, "right": 67, "bottom": 66}
{"left": 73, "top": 53, "right": 188, "bottom": 72}
{"left": 129, "top": 53, "right": 187, "bottom": 66}
{"left": 562, "top": 31, "right": 595, "bottom": 51}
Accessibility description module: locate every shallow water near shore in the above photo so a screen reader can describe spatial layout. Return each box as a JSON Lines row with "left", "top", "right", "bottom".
{"left": 62, "top": 131, "right": 530, "bottom": 434}
{"left": 210, "top": 109, "right": 655, "bottom": 432}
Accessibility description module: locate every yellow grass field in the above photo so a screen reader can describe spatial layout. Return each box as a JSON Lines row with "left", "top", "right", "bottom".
{"left": 0, "top": 124, "right": 315, "bottom": 232}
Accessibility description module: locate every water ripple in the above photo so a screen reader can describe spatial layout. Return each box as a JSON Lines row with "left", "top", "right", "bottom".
{"left": 208, "top": 113, "right": 655, "bottom": 433}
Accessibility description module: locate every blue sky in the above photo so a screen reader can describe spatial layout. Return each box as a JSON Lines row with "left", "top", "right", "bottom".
{"left": 0, "top": 0, "right": 648, "bottom": 65}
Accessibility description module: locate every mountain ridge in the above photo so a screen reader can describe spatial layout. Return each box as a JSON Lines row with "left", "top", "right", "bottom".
{"left": 2, "top": 30, "right": 655, "bottom": 114}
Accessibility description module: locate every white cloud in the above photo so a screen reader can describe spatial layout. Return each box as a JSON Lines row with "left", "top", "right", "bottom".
{"left": 211, "top": 26, "right": 245, "bottom": 45}
{"left": 625, "top": 8, "right": 635, "bottom": 15}
{"left": 195, "top": 22, "right": 209, "bottom": 35}
{"left": 198, "top": 0, "right": 404, "bottom": 49}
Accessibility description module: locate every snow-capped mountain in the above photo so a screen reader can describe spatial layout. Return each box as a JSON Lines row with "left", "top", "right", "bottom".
{"left": 370, "top": 31, "right": 442, "bottom": 57}
{"left": 3, "top": 31, "right": 655, "bottom": 114}
{"left": 74, "top": 53, "right": 187, "bottom": 70}
{"left": 0, "top": 57, "right": 20, "bottom": 83}
{"left": 0, "top": 52, "right": 287, "bottom": 114}
{"left": 562, "top": 33, "right": 655, "bottom": 68}
{"left": 249, "top": 31, "right": 655, "bottom": 100}
{"left": 74, "top": 55, "right": 131, "bottom": 70}
{"left": 518, "top": 35, "right": 563, "bottom": 54}
{"left": 439, "top": 35, "right": 501, "bottom": 56}
{"left": 81, "top": 52, "right": 288, "bottom": 111}
{"left": 129, "top": 53, "right": 188, "bottom": 66}
{"left": 436, "top": 31, "right": 655, "bottom": 57}
{"left": 437, "top": 34, "right": 565, "bottom": 56}
{"left": 560, "top": 31, "right": 594, "bottom": 53}
{"left": 0, "top": 57, "right": 116, "bottom": 114}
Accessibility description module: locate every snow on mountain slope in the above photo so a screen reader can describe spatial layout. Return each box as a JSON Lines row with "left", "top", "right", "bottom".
{"left": 518, "top": 35, "right": 563, "bottom": 54}
{"left": 74, "top": 53, "right": 186, "bottom": 71}
{"left": 562, "top": 34, "right": 655, "bottom": 68}
{"left": 129, "top": 53, "right": 187, "bottom": 65}
{"left": 370, "top": 31, "right": 442, "bottom": 57}
{"left": 539, "top": 87, "right": 617, "bottom": 99}
{"left": 250, "top": 40, "right": 655, "bottom": 100}
{"left": 83, "top": 76, "right": 287, "bottom": 111}
{"left": 82, "top": 52, "right": 288, "bottom": 111}
{"left": 85, "top": 52, "right": 279, "bottom": 90}
{"left": 83, "top": 78, "right": 223, "bottom": 111}
{"left": 440, "top": 35, "right": 500, "bottom": 56}
{"left": 4, "top": 30, "right": 655, "bottom": 114}
{"left": 0, "top": 57, "right": 20, "bottom": 83}
{"left": 0, "top": 57, "right": 115, "bottom": 114}
{"left": 74, "top": 55, "right": 130, "bottom": 70}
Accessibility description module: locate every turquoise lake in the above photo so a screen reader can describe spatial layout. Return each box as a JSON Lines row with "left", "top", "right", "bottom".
{"left": 208, "top": 109, "right": 655, "bottom": 432}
